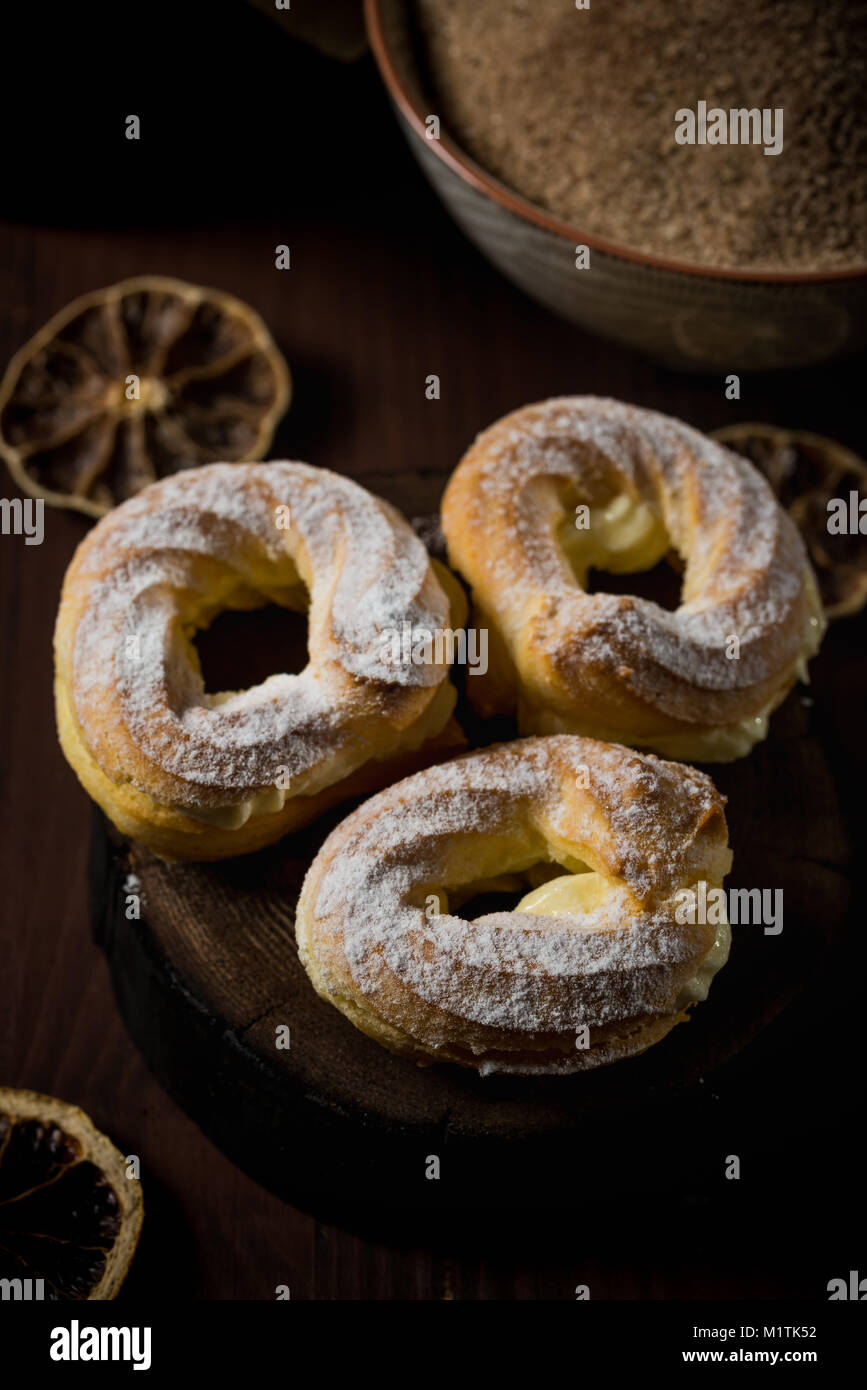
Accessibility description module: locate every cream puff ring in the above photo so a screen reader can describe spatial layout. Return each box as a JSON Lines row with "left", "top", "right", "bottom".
{"left": 296, "top": 735, "right": 732, "bottom": 1074}
{"left": 54, "top": 462, "right": 466, "bottom": 860}
{"left": 441, "top": 397, "right": 824, "bottom": 760}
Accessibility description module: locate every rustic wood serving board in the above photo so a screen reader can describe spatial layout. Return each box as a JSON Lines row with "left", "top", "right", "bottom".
{"left": 90, "top": 470, "right": 854, "bottom": 1219}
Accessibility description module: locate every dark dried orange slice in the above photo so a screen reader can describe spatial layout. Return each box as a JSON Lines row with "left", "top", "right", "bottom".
{"left": 0, "top": 276, "right": 291, "bottom": 517}
{"left": 0, "top": 1087, "right": 143, "bottom": 1300}
{"left": 713, "top": 422, "right": 867, "bottom": 620}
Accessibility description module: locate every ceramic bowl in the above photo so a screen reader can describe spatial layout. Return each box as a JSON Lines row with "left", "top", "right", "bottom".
{"left": 366, "top": 0, "right": 867, "bottom": 373}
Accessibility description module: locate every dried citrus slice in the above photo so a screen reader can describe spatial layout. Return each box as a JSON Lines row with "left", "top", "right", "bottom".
{"left": 713, "top": 422, "right": 867, "bottom": 620}
{"left": 0, "top": 1087, "right": 143, "bottom": 1300}
{"left": 0, "top": 276, "right": 291, "bottom": 517}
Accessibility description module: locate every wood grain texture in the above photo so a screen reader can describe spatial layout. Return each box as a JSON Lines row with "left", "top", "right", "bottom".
{"left": 1, "top": 0, "right": 865, "bottom": 1298}
{"left": 91, "top": 578, "right": 852, "bottom": 1200}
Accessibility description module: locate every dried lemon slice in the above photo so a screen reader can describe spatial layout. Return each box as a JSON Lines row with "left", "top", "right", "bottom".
{"left": 0, "top": 1087, "right": 143, "bottom": 1299}
{"left": 0, "top": 276, "right": 291, "bottom": 517}
{"left": 713, "top": 422, "right": 867, "bottom": 620}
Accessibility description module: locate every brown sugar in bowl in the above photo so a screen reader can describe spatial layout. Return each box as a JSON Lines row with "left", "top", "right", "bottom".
{"left": 365, "top": 0, "right": 867, "bottom": 373}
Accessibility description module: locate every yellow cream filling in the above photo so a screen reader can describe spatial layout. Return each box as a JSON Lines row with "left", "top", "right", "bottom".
{"left": 560, "top": 493, "right": 671, "bottom": 584}
{"left": 522, "top": 700, "right": 774, "bottom": 761}
{"left": 526, "top": 563, "right": 825, "bottom": 760}
{"left": 636, "top": 717, "right": 767, "bottom": 761}
{"left": 432, "top": 862, "right": 729, "bottom": 1017}
{"left": 673, "top": 910, "right": 731, "bottom": 1009}
{"left": 535, "top": 501, "right": 826, "bottom": 761}
{"left": 514, "top": 870, "right": 731, "bottom": 1012}
{"left": 515, "top": 869, "right": 607, "bottom": 915}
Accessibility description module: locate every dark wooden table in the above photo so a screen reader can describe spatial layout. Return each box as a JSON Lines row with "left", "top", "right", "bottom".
{"left": 1, "top": 2, "right": 864, "bottom": 1299}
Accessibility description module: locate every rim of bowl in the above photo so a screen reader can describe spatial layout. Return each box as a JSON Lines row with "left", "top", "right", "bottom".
{"left": 365, "top": 0, "right": 867, "bottom": 287}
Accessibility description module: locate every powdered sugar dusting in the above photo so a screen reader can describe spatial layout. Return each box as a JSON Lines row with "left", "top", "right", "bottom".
{"left": 65, "top": 462, "right": 452, "bottom": 810}
{"left": 449, "top": 397, "right": 816, "bottom": 697}
{"left": 307, "top": 736, "right": 727, "bottom": 1038}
